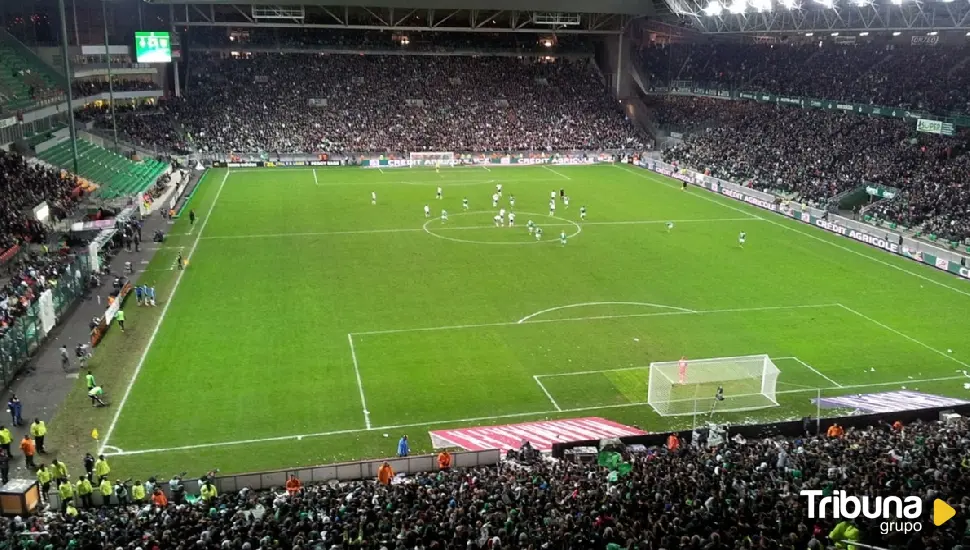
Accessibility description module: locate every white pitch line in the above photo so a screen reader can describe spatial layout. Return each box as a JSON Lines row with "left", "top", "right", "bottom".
{"left": 533, "top": 375, "right": 562, "bottom": 411}
{"left": 198, "top": 218, "right": 758, "bottom": 241}
{"left": 202, "top": 228, "right": 425, "bottom": 240}
{"left": 790, "top": 357, "right": 844, "bottom": 388}
{"left": 348, "top": 334, "right": 371, "bottom": 429}
{"left": 353, "top": 303, "right": 840, "bottom": 336}
{"left": 836, "top": 303, "right": 970, "bottom": 369}
{"left": 617, "top": 165, "right": 970, "bottom": 300}
{"left": 378, "top": 168, "right": 384, "bottom": 174}
{"left": 517, "top": 301, "right": 695, "bottom": 324}
{"left": 99, "top": 170, "right": 231, "bottom": 454}
{"left": 101, "top": 371, "right": 970, "bottom": 457}
{"left": 312, "top": 168, "right": 318, "bottom": 185}
{"left": 542, "top": 165, "right": 572, "bottom": 180}
{"left": 483, "top": 166, "right": 491, "bottom": 172}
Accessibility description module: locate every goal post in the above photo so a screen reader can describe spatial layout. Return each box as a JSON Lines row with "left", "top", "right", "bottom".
{"left": 409, "top": 152, "right": 456, "bottom": 167}
{"left": 647, "top": 354, "right": 781, "bottom": 417}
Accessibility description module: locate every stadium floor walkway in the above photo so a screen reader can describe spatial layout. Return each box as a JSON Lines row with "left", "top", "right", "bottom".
{"left": 1, "top": 209, "right": 175, "bottom": 481}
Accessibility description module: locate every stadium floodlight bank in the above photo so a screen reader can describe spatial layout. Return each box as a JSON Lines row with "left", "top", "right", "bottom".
{"left": 647, "top": 354, "right": 781, "bottom": 417}
{"left": 409, "top": 152, "right": 456, "bottom": 167}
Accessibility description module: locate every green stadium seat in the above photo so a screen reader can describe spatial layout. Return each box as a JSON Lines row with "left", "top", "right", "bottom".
{"left": 36, "top": 138, "right": 168, "bottom": 197}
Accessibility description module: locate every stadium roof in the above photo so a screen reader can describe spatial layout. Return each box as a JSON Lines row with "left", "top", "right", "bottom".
{"left": 149, "top": 1, "right": 663, "bottom": 34}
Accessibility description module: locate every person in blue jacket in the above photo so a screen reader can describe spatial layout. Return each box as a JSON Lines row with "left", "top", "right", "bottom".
{"left": 397, "top": 435, "right": 409, "bottom": 457}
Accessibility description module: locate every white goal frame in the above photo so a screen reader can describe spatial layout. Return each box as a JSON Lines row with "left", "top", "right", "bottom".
{"left": 647, "top": 354, "right": 781, "bottom": 417}
{"left": 409, "top": 152, "right": 456, "bottom": 167}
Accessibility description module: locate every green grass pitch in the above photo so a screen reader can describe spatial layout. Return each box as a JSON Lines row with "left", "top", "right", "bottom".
{"left": 50, "top": 163, "right": 970, "bottom": 477}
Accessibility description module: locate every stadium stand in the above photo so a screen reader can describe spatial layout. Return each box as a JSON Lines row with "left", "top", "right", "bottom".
{"left": 0, "top": 150, "right": 82, "bottom": 336}
{"left": 36, "top": 140, "right": 168, "bottom": 199}
{"left": 71, "top": 78, "right": 161, "bottom": 98}
{"left": 191, "top": 27, "right": 595, "bottom": 54}
{"left": 0, "top": 41, "right": 62, "bottom": 114}
{"left": 86, "top": 53, "right": 647, "bottom": 154}
{"left": 636, "top": 42, "right": 970, "bottom": 116}
{"left": 656, "top": 97, "right": 970, "bottom": 241}
{"left": 7, "top": 416, "right": 967, "bottom": 549}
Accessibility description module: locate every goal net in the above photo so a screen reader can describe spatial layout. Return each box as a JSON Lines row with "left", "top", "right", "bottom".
{"left": 409, "top": 152, "right": 455, "bottom": 167}
{"left": 647, "top": 354, "right": 781, "bottom": 417}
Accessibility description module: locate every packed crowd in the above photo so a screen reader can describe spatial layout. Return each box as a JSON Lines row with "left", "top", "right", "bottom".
{"left": 1, "top": 416, "right": 965, "bottom": 549}
{"left": 192, "top": 27, "right": 593, "bottom": 54}
{"left": 71, "top": 78, "right": 160, "bottom": 98}
{"left": 637, "top": 41, "right": 970, "bottom": 115}
{"left": 0, "top": 151, "right": 83, "bottom": 336}
{"left": 657, "top": 97, "right": 970, "bottom": 240}
{"left": 88, "top": 53, "right": 646, "bottom": 154}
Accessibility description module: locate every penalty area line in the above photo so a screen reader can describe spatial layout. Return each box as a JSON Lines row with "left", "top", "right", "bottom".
{"left": 101, "top": 371, "right": 970, "bottom": 458}
{"left": 836, "top": 303, "right": 970, "bottom": 369}
{"left": 347, "top": 334, "right": 371, "bottom": 429}
{"left": 533, "top": 375, "right": 562, "bottom": 411}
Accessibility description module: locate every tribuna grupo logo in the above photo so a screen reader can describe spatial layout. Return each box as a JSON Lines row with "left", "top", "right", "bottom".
{"left": 801, "top": 490, "right": 932, "bottom": 534}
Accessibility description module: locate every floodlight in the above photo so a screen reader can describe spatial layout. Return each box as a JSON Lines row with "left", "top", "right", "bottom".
{"left": 750, "top": 0, "right": 772, "bottom": 11}
{"left": 892, "top": 31, "right": 902, "bottom": 35}
{"left": 927, "top": 31, "right": 938, "bottom": 35}
{"left": 805, "top": 31, "right": 814, "bottom": 35}
{"left": 831, "top": 31, "right": 839, "bottom": 35}
{"left": 703, "top": 0, "right": 725, "bottom": 15}
{"left": 859, "top": 31, "right": 869, "bottom": 35}
{"left": 728, "top": 0, "right": 747, "bottom": 14}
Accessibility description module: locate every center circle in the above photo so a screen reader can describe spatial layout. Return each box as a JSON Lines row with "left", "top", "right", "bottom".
{"left": 423, "top": 210, "right": 582, "bottom": 245}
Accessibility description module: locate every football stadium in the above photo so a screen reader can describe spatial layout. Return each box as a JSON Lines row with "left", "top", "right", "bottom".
{"left": 0, "top": 0, "right": 968, "bottom": 547}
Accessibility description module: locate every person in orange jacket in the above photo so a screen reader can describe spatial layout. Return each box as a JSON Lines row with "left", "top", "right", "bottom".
{"left": 666, "top": 433, "right": 680, "bottom": 452}
{"left": 827, "top": 423, "right": 844, "bottom": 438}
{"left": 377, "top": 462, "right": 394, "bottom": 485}
{"left": 19, "top": 435, "right": 35, "bottom": 469}
{"left": 437, "top": 450, "right": 452, "bottom": 471}
{"left": 285, "top": 475, "right": 302, "bottom": 495}
{"left": 151, "top": 487, "right": 168, "bottom": 507}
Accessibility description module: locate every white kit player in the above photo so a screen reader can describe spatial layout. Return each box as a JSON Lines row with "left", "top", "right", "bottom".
{"left": 499, "top": 208, "right": 506, "bottom": 225}
{"left": 580, "top": 205, "right": 586, "bottom": 220}
{"left": 492, "top": 193, "right": 499, "bottom": 207}
{"left": 441, "top": 209, "right": 448, "bottom": 221}
{"left": 462, "top": 197, "right": 469, "bottom": 210}
{"left": 424, "top": 205, "right": 431, "bottom": 218}
{"left": 494, "top": 214, "right": 502, "bottom": 227}
{"left": 496, "top": 183, "right": 503, "bottom": 197}
{"left": 563, "top": 195, "right": 570, "bottom": 208}
{"left": 436, "top": 186, "right": 443, "bottom": 200}
{"left": 527, "top": 220, "right": 535, "bottom": 235}
{"left": 550, "top": 190, "right": 556, "bottom": 201}
{"left": 508, "top": 212, "right": 516, "bottom": 227}
{"left": 535, "top": 227, "right": 543, "bottom": 241}
{"left": 549, "top": 199, "right": 556, "bottom": 216}
{"left": 560, "top": 231, "right": 567, "bottom": 246}
{"left": 509, "top": 195, "right": 515, "bottom": 208}
{"left": 666, "top": 222, "right": 674, "bottom": 233}
{"left": 739, "top": 231, "right": 746, "bottom": 248}
{"left": 371, "top": 191, "right": 377, "bottom": 205}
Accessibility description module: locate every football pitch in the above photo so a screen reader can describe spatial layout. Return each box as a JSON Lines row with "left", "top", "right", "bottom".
{"left": 57, "top": 163, "right": 970, "bottom": 477}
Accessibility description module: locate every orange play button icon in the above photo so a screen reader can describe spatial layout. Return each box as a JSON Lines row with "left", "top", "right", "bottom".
{"left": 934, "top": 499, "right": 956, "bottom": 526}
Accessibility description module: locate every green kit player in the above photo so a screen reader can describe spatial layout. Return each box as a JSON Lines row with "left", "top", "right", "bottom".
{"left": 527, "top": 220, "right": 535, "bottom": 235}
{"left": 580, "top": 206, "right": 587, "bottom": 220}
{"left": 666, "top": 222, "right": 674, "bottom": 232}
{"left": 560, "top": 231, "right": 567, "bottom": 246}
